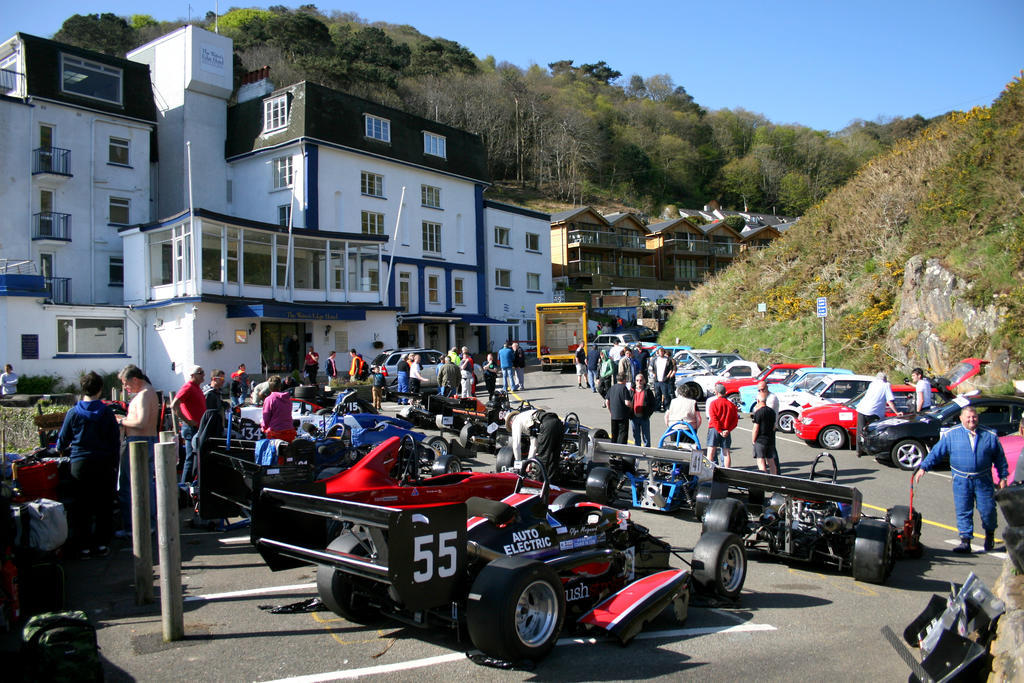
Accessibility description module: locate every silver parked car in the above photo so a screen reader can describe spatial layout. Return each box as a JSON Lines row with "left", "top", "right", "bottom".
{"left": 370, "top": 348, "right": 445, "bottom": 388}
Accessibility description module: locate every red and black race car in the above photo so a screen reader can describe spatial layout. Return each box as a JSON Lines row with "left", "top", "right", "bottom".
{"left": 201, "top": 438, "right": 746, "bottom": 664}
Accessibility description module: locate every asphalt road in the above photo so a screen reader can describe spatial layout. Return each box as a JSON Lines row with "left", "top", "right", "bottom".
{"left": 77, "top": 367, "right": 1008, "bottom": 682}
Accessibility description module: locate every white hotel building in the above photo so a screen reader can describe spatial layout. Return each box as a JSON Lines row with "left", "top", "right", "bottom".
{"left": 0, "top": 26, "right": 550, "bottom": 391}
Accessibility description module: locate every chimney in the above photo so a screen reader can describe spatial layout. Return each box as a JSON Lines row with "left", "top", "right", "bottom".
{"left": 237, "top": 65, "right": 274, "bottom": 103}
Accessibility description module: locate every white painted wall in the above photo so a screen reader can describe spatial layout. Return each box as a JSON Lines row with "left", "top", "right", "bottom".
{"left": 483, "top": 204, "right": 553, "bottom": 339}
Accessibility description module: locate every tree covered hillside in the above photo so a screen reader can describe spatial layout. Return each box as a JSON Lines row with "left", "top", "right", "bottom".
{"left": 664, "top": 73, "right": 1024, "bottom": 381}
{"left": 51, "top": 7, "right": 934, "bottom": 216}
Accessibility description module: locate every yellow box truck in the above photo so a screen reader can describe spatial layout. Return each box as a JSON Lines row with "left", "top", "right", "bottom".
{"left": 536, "top": 302, "right": 587, "bottom": 371}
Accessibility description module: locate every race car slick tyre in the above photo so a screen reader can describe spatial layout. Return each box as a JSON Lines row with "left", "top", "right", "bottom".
{"left": 891, "top": 439, "right": 926, "bottom": 471}
{"left": 426, "top": 435, "right": 449, "bottom": 459}
{"left": 692, "top": 531, "right": 746, "bottom": 600}
{"left": 585, "top": 466, "right": 619, "bottom": 505}
{"left": 702, "top": 498, "right": 748, "bottom": 536}
{"left": 495, "top": 445, "right": 514, "bottom": 473}
{"left": 466, "top": 556, "right": 565, "bottom": 663}
{"left": 592, "top": 429, "right": 610, "bottom": 440}
{"left": 818, "top": 425, "right": 847, "bottom": 450}
{"left": 776, "top": 411, "right": 797, "bottom": 434}
{"left": 317, "top": 532, "right": 381, "bottom": 624}
{"left": 693, "top": 481, "right": 729, "bottom": 521}
{"left": 851, "top": 519, "right": 895, "bottom": 584}
{"left": 431, "top": 453, "right": 461, "bottom": 476}
{"left": 457, "top": 423, "right": 474, "bottom": 449}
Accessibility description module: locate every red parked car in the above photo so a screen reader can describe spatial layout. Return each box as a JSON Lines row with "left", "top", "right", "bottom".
{"left": 795, "top": 384, "right": 940, "bottom": 450}
{"left": 720, "top": 363, "right": 814, "bottom": 407}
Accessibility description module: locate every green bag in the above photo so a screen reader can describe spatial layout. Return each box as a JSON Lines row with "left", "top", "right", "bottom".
{"left": 22, "top": 610, "right": 103, "bottom": 681}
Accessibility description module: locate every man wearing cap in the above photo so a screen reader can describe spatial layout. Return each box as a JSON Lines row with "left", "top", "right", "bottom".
{"left": 856, "top": 372, "right": 901, "bottom": 455}
{"left": 171, "top": 365, "right": 206, "bottom": 485}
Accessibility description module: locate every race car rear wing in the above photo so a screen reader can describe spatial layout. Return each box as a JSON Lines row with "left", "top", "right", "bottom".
{"left": 252, "top": 488, "right": 467, "bottom": 610}
{"left": 579, "top": 432, "right": 862, "bottom": 516}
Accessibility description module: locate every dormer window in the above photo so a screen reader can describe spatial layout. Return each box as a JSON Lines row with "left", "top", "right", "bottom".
{"left": 263, "top": 95, "right": 289, "bottom": 133}
{"left": 60, "top": 54, "right": 122, "bottom": 105}
{"left": 365, "top": 114, "right": 390, "bottom": 142}
{"left": 423, "top": 132, "right": 446, "bottom": 158}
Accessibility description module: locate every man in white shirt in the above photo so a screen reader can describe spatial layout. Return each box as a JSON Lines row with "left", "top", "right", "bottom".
{"left": 1, "top": 364, "right": 18, "bottom": 395}
{"left": 856, "top": 372, "right": 901, "bottom": 454}
{"left": 912, "top": 367, "right": 933, "bottom": 412}
{"left": 609, "top": 342, "right": 624, "bottom": 363}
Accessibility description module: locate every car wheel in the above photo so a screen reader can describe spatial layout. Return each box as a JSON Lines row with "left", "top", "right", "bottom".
{"left": 702, "top": 498, "right": 748, "bottom": 536}
{"left": 585, "top": 466, "right": 619, "bottom": 505}
{"left": 891, "top": 439, "right": 926, "bottom": 471}
{"left": 551, "top": 491, "right": 587, "bottom": 511}
{"left": 495, "top": 444, "right": 514, "bottom": 473}
{"left": 592, "top": 428, "right": 610, "bottom": 440}
{"left": 726, "top": 393, "right": 742, "bottom": 409}
{"left": 693, "top": 481, "right": 728, "bottom": 520}
{"left": 851, "top": 519, "right": 894, "bottom": 584}
{"left": 317, "top": 531, "right": 381, "bottom": 624}
{"left": 431, "top": 453, "right": 461, "bottom": 476}
{"left": 426, "top": 435, "right": 448, "bottom": 459}
{"left": 818, "top": 426, "right": 847, "bottom": 450}
{"left": 776, "top": 411, "right": 797, "bottom": 433}
{"left": 691, "top": 531, "right": 747, "bottom": 600}
{"left": 457, "top": 422, "right": 474, "bottom": 449}
{"left": 466, "top": 556, "right": 565, "bottom": 662}
{"left": 682, "top": 383, "right": 702, "bottom": 401}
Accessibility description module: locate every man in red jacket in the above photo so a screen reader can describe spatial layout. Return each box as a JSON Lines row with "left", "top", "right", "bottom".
{"left": 706, "top": 382, "right": 738, "bottom": 467}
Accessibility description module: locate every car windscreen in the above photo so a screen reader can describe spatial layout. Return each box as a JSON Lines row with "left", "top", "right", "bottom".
{"left": 793, "top": 374, "right": 826, "bottom": 391}
{"left": 945, "top": 361, "right": 974, "bottom": 385}
{"left": 808, "top": 378, "right": 830, "bottom": 395}
{"left": 371, "top": 353, "right": 390, "bottom": 366}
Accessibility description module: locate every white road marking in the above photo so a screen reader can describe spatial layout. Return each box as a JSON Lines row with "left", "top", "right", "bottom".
{"left": 942, "top": 539, "right": 1007, "bottom": 559}
{"left": 263, "top": 622, "right": 777, "bottom": 681}
{"left": 185, "top": 583, "right": 315, "bottom": 602}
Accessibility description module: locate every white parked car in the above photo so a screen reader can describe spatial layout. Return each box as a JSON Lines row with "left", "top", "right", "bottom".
{"left": 774, "top": 374, "right": 875, "bottom": 433}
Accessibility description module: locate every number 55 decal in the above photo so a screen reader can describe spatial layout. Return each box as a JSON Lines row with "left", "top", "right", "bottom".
{"left": 387, "top": 503, "right": 467, "bottom": 610}
{"left": 413, "top": 531, "right": 459, "bottom": 582}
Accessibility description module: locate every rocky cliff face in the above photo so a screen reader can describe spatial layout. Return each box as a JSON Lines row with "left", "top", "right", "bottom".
{"left": 887, "top": 256, "right": 1019, "bottom": 388}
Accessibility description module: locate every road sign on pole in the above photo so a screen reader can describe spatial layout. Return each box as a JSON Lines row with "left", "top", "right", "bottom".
{"left": 816, "top": 297, "right": 827, "bottom": 366}
{"left": 816, "top": 297, "right": 827, "bottom": 318}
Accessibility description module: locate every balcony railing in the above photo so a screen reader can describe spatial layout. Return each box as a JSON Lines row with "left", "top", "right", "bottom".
{"left": 710, "top": 242, "right": 737, "bottom": 256}
{"left": 567, "top": 260, "right": 656, "bottom": 279}
{"left": 33, "top": 147, "right": 72, "bottom": 176}
{"left": 43, "top": 277, "right": 71, "bottom": 304}
{"left": 663, "top": 237, "right": 711, "bottom": 255}
{"left": 33, "top": 212, "right": 72, "bottom": 240}
{"left": 567, "top": 229, "right": 646, "bottom": 250}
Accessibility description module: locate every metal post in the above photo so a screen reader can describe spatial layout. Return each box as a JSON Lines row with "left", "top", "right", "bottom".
{"left": 155, "top": 438, "right": 184, "bottom": 641}
{"left": 129, "top": 440, "right": 153, "bottom": 605}
{"left": 821, "top": 317, "right": 827, "bottom": 367}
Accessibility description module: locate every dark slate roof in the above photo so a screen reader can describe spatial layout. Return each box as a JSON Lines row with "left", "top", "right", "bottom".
{"left": 647, "top": 218, "right": 695, "bottom": 234}
{"left": 550, "top": 207, "right": 606, "bottom": 224}
{"left": 17, "top": 33, "right": 156, "bottom": 123}
{"left": 226, "top": 81, "right": 490, "bottom": 183}
{"left": 482, "top": 199, "right": 549, "bottom": 220}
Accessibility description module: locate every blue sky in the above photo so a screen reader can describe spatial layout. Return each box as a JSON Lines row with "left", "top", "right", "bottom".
{"left": 4, "top": 1, "right": 1022, "bottom": 132}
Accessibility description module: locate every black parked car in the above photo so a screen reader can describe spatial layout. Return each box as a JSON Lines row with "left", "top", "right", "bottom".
{"left": 860, "top": 394, "right": 1024, "bottom": 470}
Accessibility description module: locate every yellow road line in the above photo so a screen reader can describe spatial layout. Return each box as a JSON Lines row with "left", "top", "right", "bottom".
{"left": 863, "top": 502, "right": 1002, "bottom": 542}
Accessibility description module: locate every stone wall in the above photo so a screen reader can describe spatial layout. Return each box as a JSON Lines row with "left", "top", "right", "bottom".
{"left": 990, "top": 561, "right": 1023, "bottom": 681}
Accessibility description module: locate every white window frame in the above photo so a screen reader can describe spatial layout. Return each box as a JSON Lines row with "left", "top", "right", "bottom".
{"left": 494, "top": 226, "right": 511, "bottom": 247}
{"left": 421, "top": 184, "right": 441, "bottom": 208}
{"left": 365, "top": 114, "right": 390, "bottom": 142}
{"left": 277, "top": 204, "right": 292, "bottom": 227}
{"left": 360, "top": 171, "right": 384, "bottom": 197}
{"left": 263, "top": 94, "right": 289, "bottom": 133}
{"left": 56, "top": 317, "right": 125, "bottom": 354}
{"left": 422, "top": 221, "right": 441, "bottom": 254}
{"left": 108, "top": 137, "right": 130, "bottom": 165}
{"left": 423, "top": 131, "right": 446, "bottom": 158}
{"left": 495, "top": 269, "right": 511, "bottom": 288}
{"left": 60, "top": 54, "right": 122, "bottom": 105}
{"left": 272, "top": 156, "right": 293, "bottom": 189}
{"left": 427, "top": 274, "right": 440, "bottom": 304}
{"left": 109, "top": 196, "right": 130, "bottom": 225}
{"left": 525, "top": 232, "right": 540, "bottom": 252}
{"left": 453, "top": 277, "right": 464, "bottom": 306}
{"left": 361, "top": 210, "right": 384, "bottom": 235}
{"left": 527, "top": 272, "right": 540, "bottom": 291}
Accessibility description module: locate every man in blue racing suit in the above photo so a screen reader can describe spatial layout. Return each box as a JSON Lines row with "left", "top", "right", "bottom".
{"left": 913, "top": 405, "right": 1009, "bottom": 553}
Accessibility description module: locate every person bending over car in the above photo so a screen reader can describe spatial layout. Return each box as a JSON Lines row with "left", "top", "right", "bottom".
{"left": 913, "top": 406, "right": 1009, "bottom": 553}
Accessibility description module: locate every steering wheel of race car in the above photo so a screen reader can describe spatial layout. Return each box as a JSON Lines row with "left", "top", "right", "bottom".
{"left": 393, "top": 434, "right": 421, "bottom": 484}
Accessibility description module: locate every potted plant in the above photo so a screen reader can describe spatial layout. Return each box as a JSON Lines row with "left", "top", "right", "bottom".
{"left": 209, "top": 340, "right": 224, "bottom": 351}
